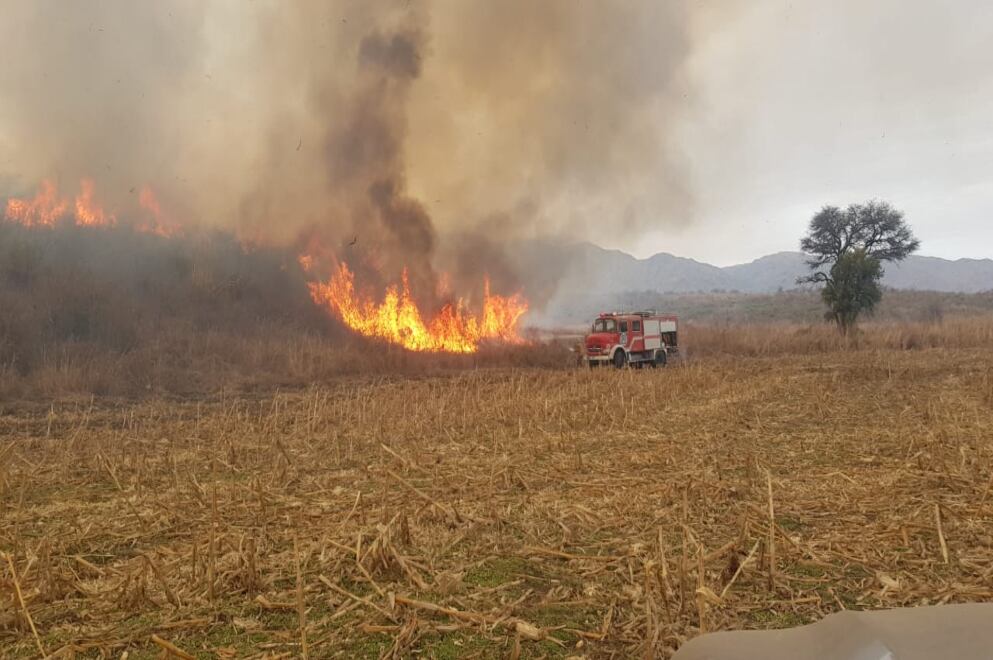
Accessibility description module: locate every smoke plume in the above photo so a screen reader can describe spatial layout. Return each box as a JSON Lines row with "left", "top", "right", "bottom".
{"left": 0, "top": 0, "right": 707, "bottom": 303}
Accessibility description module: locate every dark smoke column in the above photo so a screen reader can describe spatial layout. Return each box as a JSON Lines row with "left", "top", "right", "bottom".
{"left": 320, "top": 24, "right": 441, "bottom": 304}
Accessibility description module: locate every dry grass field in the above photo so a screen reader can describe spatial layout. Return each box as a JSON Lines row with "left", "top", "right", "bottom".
{"left": 2, "top": 327, "right": 993, "bottom": 658}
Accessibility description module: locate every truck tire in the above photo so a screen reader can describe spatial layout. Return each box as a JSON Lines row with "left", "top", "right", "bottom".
{"left": 653, "top": 349, "right": 667, "bottom": 368}
{"left": 613, "top": 349, "right": 627, "bottom": 369}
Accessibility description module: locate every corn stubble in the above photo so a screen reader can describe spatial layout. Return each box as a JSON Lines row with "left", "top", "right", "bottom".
{"left": 1, "top": 326, "right": 993, "bottom": 658}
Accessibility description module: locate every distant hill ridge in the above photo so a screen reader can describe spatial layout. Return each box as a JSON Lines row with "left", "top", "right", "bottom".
{"left": 509, "top": 241, "right": 993, "bottom": 296}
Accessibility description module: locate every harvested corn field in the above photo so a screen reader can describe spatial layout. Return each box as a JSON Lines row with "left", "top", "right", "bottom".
{"left": 2, "top": 348, "right": 993, "bottom": 658}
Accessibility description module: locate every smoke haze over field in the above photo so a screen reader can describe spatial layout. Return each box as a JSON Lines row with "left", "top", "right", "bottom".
{"left": 0, "top": 2, "right": 208, "bottom": 218}
{"left": 2, "top": 1, "right": 991, "bottom": 277}
{"left": 0, "top": 0, "right": 710, "bottom": 301}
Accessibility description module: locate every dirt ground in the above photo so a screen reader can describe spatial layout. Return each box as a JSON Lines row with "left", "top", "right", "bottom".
{"left": 2, "top": 348, "right": 992, "bottom": 658}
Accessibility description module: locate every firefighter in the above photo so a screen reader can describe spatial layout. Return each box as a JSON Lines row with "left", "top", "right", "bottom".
{"left": 574, "top": 340, "right": 585, "bottom": 367}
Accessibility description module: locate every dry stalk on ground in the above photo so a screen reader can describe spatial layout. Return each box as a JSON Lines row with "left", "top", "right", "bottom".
{"left": 1, "top": 345, "right": 992, "bottom": 657}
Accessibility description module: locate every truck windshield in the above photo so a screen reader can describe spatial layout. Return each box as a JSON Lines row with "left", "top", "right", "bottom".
{"left": 593, "top": 319, "right": 617, "bottom": 333}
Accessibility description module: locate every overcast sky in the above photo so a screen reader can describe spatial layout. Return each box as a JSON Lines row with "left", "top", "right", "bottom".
{"left": 631, "top": 1, "right": 993, "bottom": 265}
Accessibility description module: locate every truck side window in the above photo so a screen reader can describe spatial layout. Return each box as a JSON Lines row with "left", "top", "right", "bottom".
{"left": 632, "top": 320, "right": 641, "bottom": 332}
{"left": 620, "top": 321, "right": 628, "bottom": 332}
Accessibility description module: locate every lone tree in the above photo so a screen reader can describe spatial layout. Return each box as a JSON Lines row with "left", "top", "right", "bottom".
{"left": 799, "top": 200, "right": 919, "bottom": 333}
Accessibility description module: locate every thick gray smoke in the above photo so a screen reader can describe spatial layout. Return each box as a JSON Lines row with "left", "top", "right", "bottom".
{"left": 0, "top": 0, "right": 706, "bottom": 303}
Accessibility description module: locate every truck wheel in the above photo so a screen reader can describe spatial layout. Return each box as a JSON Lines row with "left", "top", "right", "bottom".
{"left": 653, "top": 349, "right": 667, "bottom": 368}
{"left": 613, "top": 350, "right": 627, "bottom": 369}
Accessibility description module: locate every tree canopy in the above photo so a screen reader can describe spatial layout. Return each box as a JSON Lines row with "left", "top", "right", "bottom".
{"left": 799, "top": 200, "right": 918, "bottom": 333}
{"left": 800, "top": 201, "right": 919, "bottom": 274}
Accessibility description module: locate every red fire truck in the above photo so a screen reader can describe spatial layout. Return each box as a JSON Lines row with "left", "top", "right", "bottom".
{"left": 583, "top": 311, "right": 678, "bottom": 368}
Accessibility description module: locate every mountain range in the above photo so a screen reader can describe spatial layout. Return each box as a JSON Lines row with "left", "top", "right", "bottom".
{"left": 510, "top": 241, "right": 993, "bottom": 297}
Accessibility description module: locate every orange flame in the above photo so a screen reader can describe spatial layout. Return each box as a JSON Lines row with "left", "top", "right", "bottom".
{"left": 4, "top": 179, "right": 68, "bottom": 226}
{"left": 298, "top": 254, "right": 316, "bottom": 272}
{"left": 137, "top": 185, "right": 182, "bottom": 237}
{"left": 4, "top": 179, "right": 185, "bottom": 236}
{"left": 74, "top": 178, "right": 115, "bottom": 227}
{"left": 308, "top": 262, "right": 528, "bottom": 353}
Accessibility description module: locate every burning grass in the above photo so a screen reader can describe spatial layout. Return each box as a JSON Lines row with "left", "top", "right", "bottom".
{"left": 2, "top": 345, "right": 992, "bottom": 657}
{"left": 306, "top": 262, "right": 528, "bottom": 354}
{"left": 0, "top": 220, "right": 544, "bottom": 400}
{"left": 3, "top": 186, "right": 532, "bottom": 360}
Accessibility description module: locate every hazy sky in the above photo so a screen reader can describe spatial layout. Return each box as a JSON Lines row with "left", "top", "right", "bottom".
{"left": 634, "top": 1, "right": 993, "bottom": 265}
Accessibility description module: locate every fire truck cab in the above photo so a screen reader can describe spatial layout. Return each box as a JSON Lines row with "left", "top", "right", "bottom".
{"left": 583, "top": 311, "right": 678, "bottom": 368}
